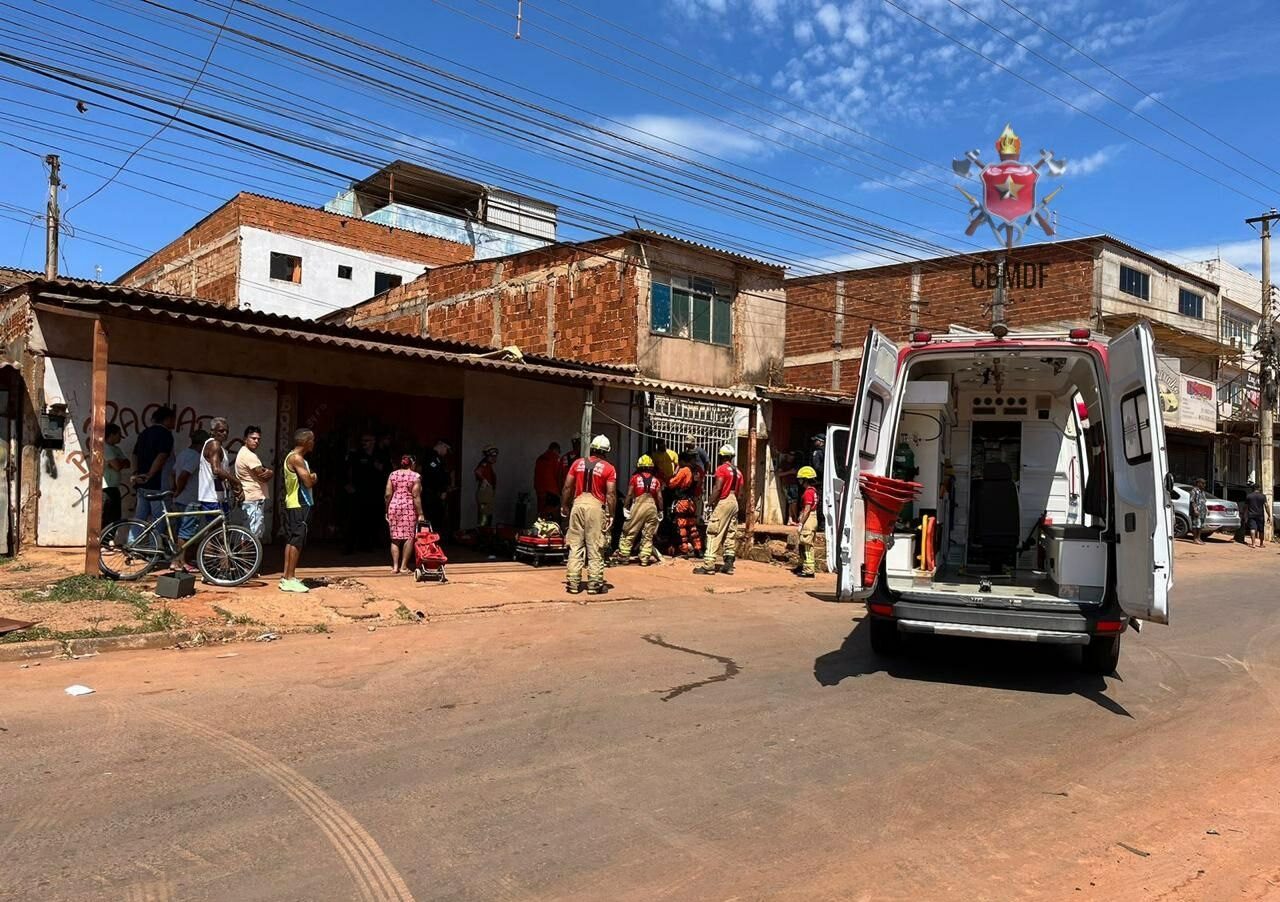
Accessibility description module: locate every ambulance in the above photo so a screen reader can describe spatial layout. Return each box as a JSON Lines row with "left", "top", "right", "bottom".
{"left": 824, "top": 322, "right": 1173, "bottom": 673}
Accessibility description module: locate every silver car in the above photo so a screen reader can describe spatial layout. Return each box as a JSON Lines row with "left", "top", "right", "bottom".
{"left": 1171, "top": 484, "right": 1241, "bottom": 539}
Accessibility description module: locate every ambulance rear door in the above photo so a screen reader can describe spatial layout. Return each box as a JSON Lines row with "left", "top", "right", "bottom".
{"left": 1106, "top": 322, "right": 1172, "bottom": 623}
{"left": 834, "top": 328, "right": 901, "bottom": 601}
{"left": 823, "top": 423, "right": 850, "bottom": 575}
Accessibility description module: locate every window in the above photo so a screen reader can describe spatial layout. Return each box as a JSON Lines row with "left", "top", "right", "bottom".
{"left": 1223, "top": 315, "right": 1254, "bottom": 348}
{"left": 859, "top": 393, "right": 885, "bottom": 458}
{"left": 374, "top": 272, "right": 403, "bottom": 294}
{"left": 649, "top": 273, "right": 733, "bottom": 346}
{"left": 337, "top": 264, "right": 353, "bottom": 280}
{"left": 1119, "top": 264, "right": 1149, "bottom": 300}
{"left": 1120, "top": 388, "right": 1153, "bottom": 463}
{"left": 269, "top": 252, "right": 301, "bottom": 284}
{"left": 1178, "top": 288, "right": 1203, "bottom": 319}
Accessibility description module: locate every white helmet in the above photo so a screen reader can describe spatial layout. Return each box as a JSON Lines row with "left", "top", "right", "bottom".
{"left": 718, "top": 443, "right": 736, "bottom": 458}
{"left": 590, "top": 434, "right": 611, "bottom": 452}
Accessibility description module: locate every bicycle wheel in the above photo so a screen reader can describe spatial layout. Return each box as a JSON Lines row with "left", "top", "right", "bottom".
{"left": 99, "top": 519, "right": 166, "bottom": 581}
{"left": 196, "top": 524, "right": 263, "bottom": 587}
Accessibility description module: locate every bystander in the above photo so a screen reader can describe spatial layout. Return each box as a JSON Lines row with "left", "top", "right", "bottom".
{"left": 101, "top": 423, "right": 130, "bottom": 526}
{"left": 235, "top": 425, "right": 274, "bottom": 541}
{"left": 281, "top": 429, "right": 317, "bottom": 593}
{"left": 130, "top": 406, "right": 176, "bottom": 527}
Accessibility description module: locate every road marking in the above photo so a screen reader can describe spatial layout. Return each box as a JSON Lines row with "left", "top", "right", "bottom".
{"left": 139, "top": 706, "right": 414, "bottom": 902}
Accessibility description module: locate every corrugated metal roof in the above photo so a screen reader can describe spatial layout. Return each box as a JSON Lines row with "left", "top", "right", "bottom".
{"left": 20, "top": 279, "right": 756, "bottom": 404}
{"left": 623, "top": 229, "right": 787, "bottom": 272}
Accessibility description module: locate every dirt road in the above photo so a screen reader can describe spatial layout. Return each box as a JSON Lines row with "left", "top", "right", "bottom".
{"left": 3, "top": 541, "right": 1279, "bottom": 900}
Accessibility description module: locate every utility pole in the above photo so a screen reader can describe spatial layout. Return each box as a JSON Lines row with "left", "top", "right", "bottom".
{"left": 44, "top": 154, "right": 60, "bottom": 280}
{"left": 1246, "top": 210, "right": 1279, "bottom": 543}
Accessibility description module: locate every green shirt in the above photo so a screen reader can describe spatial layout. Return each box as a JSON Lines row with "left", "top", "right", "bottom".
{"left": 103, "top": 442, "right": 126, "bottom": 489}
{"left": 283, "top": 451, "right": 312, "bottom": 509}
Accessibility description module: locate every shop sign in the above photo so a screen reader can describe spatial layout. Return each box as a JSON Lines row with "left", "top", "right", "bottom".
{"left": 1157, "top": 357, "right": 1217, "bottom": 432}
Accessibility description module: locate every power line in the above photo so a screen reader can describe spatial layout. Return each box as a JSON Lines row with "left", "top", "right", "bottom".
{"left": 995, "top": 0, "right": 1280, "bottom": 181}
{"left": 63, "top": 0, "right": 235, "bottom": 214}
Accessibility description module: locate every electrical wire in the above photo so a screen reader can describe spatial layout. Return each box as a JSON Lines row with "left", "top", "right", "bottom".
{"left": 62, "top": 0, "right": 235, "bottom": 214}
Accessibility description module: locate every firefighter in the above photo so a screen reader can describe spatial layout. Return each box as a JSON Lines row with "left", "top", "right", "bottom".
{"left": 695, "top": 444, "right": 742, "bottom": 576}
{"left": 561, "top": 434, "right": 617, "bottom": 595}
{"left": 795, "top": 465, "right": 819, "bottom": 578}
{"left": 615, "top": 455, "right": 663, "bottom": 566}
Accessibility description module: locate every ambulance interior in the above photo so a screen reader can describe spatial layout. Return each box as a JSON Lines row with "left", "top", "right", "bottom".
{"left": 882, "top": 349, "right": 1109, "bottom": 606}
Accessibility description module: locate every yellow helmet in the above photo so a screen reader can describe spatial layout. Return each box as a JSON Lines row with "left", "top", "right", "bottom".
{"left": 637, "top": 454, "right": 654, "bottom": 468}
{"left": 797, "top": 465, "right": 818, "bottom": 480}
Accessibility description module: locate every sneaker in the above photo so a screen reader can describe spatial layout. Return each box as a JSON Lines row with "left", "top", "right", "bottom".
{"left": 279, "top": 578, "right": 309, "bottom": 593}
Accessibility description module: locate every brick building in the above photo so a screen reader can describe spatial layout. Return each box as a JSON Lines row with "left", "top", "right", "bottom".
{"left": 328, "top": 229, "right": 787, "bottom": 390}
{"left": 117, "top": 162, "right": 560, "bottom": 321}
{"left": 783, "top": 235, "right": 1233, "bottom": 485}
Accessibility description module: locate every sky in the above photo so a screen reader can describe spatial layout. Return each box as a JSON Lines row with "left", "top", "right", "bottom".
{"left": 1, "top": 0, "right": 1279, "bottom": 288}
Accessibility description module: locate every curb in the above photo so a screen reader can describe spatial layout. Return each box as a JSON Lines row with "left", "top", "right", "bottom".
{"left": 0, "top": 627, "right": 263, "bottom": 663}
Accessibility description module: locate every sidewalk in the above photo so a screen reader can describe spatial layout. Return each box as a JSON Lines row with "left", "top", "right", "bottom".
{"left": 0, "top": 546, "right": 826, "bottom": 647}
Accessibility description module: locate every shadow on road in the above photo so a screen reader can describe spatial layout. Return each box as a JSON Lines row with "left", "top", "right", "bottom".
{"left": 813, "top": 619, "right": 1132, "bottom": 717}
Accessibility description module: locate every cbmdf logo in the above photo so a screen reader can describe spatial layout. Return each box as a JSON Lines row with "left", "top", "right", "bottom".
{"left": 953, "top": 125, "right": 1067, "bottom": 248}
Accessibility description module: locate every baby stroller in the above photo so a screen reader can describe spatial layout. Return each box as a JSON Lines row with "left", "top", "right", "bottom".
{"left": 413, "top": 524, "right": 448, "bottom": 583}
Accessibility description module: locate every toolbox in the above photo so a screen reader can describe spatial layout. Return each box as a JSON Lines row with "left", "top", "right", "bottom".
{"left": 513, "top": 534, "right": 568, "bottom": 566}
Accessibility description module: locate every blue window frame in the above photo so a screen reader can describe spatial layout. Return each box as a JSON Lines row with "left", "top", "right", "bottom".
{"left": 650, "top": 273, "right": 733, "bottom": 346}
{"left": 1119, "top": 264, "right": 1150, "bottom": 300}
{"left": 1178, "top": 288, "right": 1203, "bottom": 319}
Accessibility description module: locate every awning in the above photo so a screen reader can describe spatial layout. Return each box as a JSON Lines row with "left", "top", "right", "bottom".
{"left": 756, "top": 385, "right": 856, "bottom": 407}
{"left": 1101, "top": 313, "right": 1238, "bottom": 360}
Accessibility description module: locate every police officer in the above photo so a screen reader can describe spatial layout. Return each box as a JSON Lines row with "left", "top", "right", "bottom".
{"left": 695, "top": 444, "right": 742, "bottom": 576}
{"left": 615, "top": 454, "right": 663, "bottom": 566}
{"left": 795, "top": 465, "right": 819, "bottom": 578}
{"left": 561, "top": 434, "right": 617, "bottom": 594}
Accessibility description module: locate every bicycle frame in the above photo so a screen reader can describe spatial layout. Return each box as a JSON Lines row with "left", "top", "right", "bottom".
{"left": 130, "top": 505, "right": 232, "bottom": 557}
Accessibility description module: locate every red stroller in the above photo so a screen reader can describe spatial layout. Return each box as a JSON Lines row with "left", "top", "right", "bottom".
{"left": 413, "top": 524, "right": 448, "bottom": 583}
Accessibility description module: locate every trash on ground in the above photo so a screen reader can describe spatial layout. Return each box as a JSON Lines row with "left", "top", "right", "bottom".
{"left": 256, "top": 632, "right": 279, "bottom": 642}
{"left": 1116, "top": 842, "right": 1150, "bottom": 858}
{"left": 71, "top": 652, "right": 99, "bottom": 660}
{"left": 64, "top": 684, "right": 95, "bottom": 697}
{"left": 216, "top": 652, "right": 240, "bottom": 658}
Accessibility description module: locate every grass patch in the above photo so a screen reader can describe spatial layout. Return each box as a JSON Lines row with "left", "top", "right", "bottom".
{"left": 310, "top": 622, "right": 330, "bottom": 634}
{"left": 394, "top": 603, "right": 416, "bottom": 622}
{"left": 211, "top": 605, "right": 263, "bottom": 627}
{"left": 0, "top": 622, "right": 167, "bottom": 645}
{"left": 21, "top": 574, "right": 146, "bottom": 605}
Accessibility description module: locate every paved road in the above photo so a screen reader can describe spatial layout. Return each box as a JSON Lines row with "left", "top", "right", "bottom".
{"left": 4, "top": 543, "right": 1280, "bottom": 901}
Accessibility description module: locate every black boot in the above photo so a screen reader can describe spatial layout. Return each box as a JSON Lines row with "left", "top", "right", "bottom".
{"left": 721, "top": 558, "right": 735, "bottom": 575}
{"left": 566, "top": 582, "right": 583, "bottom": 595}
{"left": 586, "top": 583, "right": 606, "bottom": 595}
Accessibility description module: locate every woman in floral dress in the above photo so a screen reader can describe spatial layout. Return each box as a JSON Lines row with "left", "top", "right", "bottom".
{"left": 385, "top": 455, "right": 424, "bottom": 573}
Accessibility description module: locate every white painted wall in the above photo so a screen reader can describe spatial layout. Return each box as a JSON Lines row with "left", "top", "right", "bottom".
{"left": 37, "top": 357, "right": 278, "bottom": 546}
{"left": 458, "top": 371, "right": 584, "bottom": 530}
{"left": 237, "top": 226, "right": 431, "bottom": 320}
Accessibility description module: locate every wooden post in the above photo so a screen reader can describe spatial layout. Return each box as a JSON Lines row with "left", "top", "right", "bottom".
{"left": 745, "top": 404, "right": 759, "bottom": 534}
{"left": 83, "top": 318, "right": 108, "bottom": 575}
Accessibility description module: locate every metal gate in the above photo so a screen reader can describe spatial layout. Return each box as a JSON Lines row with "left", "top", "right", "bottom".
{"left": 646, "top": 396, "right": 737, "bottom": 494}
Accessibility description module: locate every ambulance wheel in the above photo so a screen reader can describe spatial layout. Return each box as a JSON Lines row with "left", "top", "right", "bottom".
{"left": 869, "top": 617, "right": 902, "bottom": 656}
{"left": 1082, "top": 634, "right": 1120, "bottom": 675}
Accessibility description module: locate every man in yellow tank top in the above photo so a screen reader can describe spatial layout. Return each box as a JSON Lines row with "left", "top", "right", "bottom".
{"left": 281, "top": 429, "right": 318, "bottom": 593}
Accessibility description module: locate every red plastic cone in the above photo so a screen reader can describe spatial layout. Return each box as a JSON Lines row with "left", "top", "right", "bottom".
{"left": 859, "top": 477, "right": 921, "bottom": 587}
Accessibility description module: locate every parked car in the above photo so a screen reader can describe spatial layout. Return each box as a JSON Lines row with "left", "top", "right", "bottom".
{"left": 1170, "top": 484, "right": 1241, "bottom": 539}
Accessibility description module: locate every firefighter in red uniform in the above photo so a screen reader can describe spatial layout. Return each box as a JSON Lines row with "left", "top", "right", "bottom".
{"left": 795, "top": 466, "right": 819, "bottom": 578}
{"left": 560, "top": 434, "right": 617, "bottom": 594}
{"left": 695, "top": 444, "right": 742, "bottom": 575}
{"left": 615, "top": 454, "right": 663, "bottom": 566}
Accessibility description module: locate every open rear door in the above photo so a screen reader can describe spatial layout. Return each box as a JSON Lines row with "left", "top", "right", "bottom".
{"left": 1107, "top": 322, "right": 1172, "bottom": 623}
{"left": 822, "top": 424, "right": 850, "bottom": 575}
{"left": 834, "top": 328, "right": 901, "bottom": 600}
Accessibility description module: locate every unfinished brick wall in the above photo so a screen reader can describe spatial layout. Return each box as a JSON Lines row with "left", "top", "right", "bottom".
{"left": 118, "top": 193, "right": 472, "bottom": 306}
{"left": 784, "top": 241, "right": 1101, "bottom": 392}
{"left": 338, "top": 238, "right": 640, "bottom": 365}
{"left": 117, "top": 203, "right": 241, "bottom": 307}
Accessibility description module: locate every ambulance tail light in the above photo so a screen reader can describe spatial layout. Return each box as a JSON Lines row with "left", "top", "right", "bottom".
{"left": 910, "top": 331, "right": 932, "bottom": 345}
{"left": 869, "top": 602, "right": 895, "bottom": 617}
{"left": 1094, "top": 619, "right": 1124, "bottom": 634}
{"left": 1068, "top": 328, "right": 1091, "bottom": 342}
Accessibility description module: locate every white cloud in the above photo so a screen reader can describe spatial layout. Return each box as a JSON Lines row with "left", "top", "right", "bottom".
{"left": 815, "top": 2, "right": 842, "bottom": 37}
{"left": 614, "top": 114, "right": 767, "bottom": 160}
{"left": 1069, "top": 144, "right": 1123, "bottom": 176}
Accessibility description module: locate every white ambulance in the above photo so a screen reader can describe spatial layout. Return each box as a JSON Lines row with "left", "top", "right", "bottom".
{"left": 825, "top": 322, "right": 1173, "bottom": 673}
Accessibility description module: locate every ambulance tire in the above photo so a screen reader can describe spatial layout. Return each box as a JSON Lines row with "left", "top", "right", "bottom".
{"left": 1082, "top": 634, "right": 1121, "bottom": 675}
{"left": 869, "top": 616, "right": 902, "bottom": 656}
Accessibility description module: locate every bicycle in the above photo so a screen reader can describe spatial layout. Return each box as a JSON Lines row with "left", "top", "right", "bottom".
{"left": 99, "top": 490, "right": 264, "bottom": 587}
